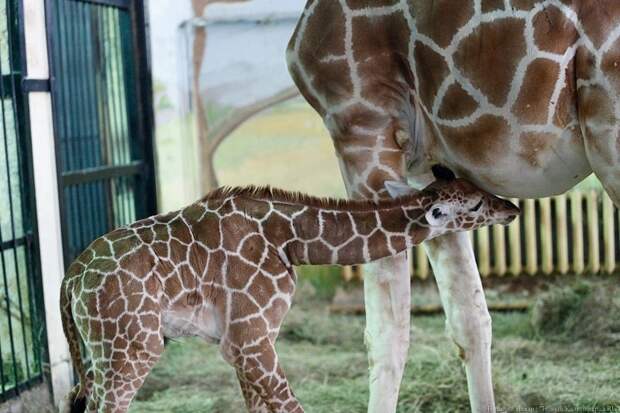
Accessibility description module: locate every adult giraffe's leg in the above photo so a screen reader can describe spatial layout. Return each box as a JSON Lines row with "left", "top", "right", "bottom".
{"left": 329, "top": 119, "right": 410, "bottom": 412}
{"left": 424, "top": 233, "right": 495, "bottom": 413}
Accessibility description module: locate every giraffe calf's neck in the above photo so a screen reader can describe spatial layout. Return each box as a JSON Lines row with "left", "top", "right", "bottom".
{"left": 60, "top": 179, "right": 518, "bottom": 413}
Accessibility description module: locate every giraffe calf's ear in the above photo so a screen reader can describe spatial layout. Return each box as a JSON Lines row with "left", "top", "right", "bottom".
{"left": 385, "top": 181, "right": 416, "bottom": 198}
{"left": 431, "top": 165, "right": 456, "bottom": 181}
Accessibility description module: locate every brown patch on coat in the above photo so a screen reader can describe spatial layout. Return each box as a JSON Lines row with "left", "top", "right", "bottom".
{"left": 307, "top": 240, "right": 333, "bottom": 264}
{"left": 337, "top": 237, "right": 365, "bottom": 264}
{"left": 601, "top": 38, "right": 620, "bottom": 93}
{"left": 512, "top": 59, "right": 559, "bottom": 124}
{"left": 368, "top": 231, "right": 389, "bottom": 261}
{"left": 410, "top": 0, "right": 474, "bottom": 48}
{"left": 553, "top": 63, "right": 577, "bottom": 128}
{"left": 532, "top": 5, "right": 578, "bottom": 54}
{"left": 518, "top": 132, "right": 556, "bottom": 167}
{"left": 294, "top": 0, "right": 352, "bottom": 108}
{"left": 511, "top": 0, "right": 541, "bottom": 10}
{"left": 413, "top": 41, "right": 450, "bottom": 109}
{"left": 438, "top": 82, "right": 479, "bottom": 120}
{"left": 292, "top": 209, "right": 320, "bottom": 240}
{"left": 481, "top": 0, "right": 505, "bottom": 13}
{"left": 321, "top": 211, "right": 355, "bottom": 247}
{"left": 352, "top": 12, "right": 412, "bottom": 107}
{"left": 247, "top": 273, "right": 277, "bottom": 308}
{"left": 346, "top": 0, "right": 399, "bottom": 9}
{"left": 574, "top": 0, "right": 620, "bottom": 49}
{"left": 239, "top": 235, "right": 266, "bottom": 263}
{"left": 578, "top": 85, "right": 615, "bottom": 164}
{"left": 454, "top": 18, "right": 526, "bottom": 107}
{"left": 262, "top": 213, "right": 295, "bottom": 246}
{"left": 440, "top": 115, "right": 510, "bottom": 166}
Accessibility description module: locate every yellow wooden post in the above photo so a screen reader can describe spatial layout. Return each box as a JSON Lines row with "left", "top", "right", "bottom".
{"left": 477, "top": 227, "right": 491, "bottom": 276}
{"left": 493, "top": 224, "right": 507, "bottom": 276}
{"left": 571, "top": 191, "right": 584, "bottom": 274}
{"left": 524, "top": 199, "right": 537, "bottom": 275}
{"left": 416, "top": 243, "right": 429, "bottom": 279}
{"left": 508, "top": 198, "right": 522, "bottom": 275}
{"left": 554, "top": 194, "right": 569, "bottom": 274}
{"left": 540, "top": 197, "right": 553, "bottom": 274}
{"left": 603, "top": 193, "right": 616, "bottom": 274}
{"left": 342, "top": 266, "right": 354, "bottom": 281}
{"left": 587, "top": 190, "right": 600, "bottom": 274}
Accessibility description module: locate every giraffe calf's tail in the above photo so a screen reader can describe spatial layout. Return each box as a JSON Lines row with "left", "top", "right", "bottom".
{"left": 60, "top": 278, "right": 88, "bottom": 413}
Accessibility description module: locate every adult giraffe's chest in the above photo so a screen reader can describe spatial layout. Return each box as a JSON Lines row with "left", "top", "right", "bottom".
{"left": 410, "top": 1, "right": 592, "bottom": 197}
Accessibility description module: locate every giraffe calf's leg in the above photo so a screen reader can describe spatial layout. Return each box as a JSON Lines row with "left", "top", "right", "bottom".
{"left": 221, "top": 334, "right": 303, "bottom": 413}
{"left": 86, "top": 330, "right": 163, "bottom": 412}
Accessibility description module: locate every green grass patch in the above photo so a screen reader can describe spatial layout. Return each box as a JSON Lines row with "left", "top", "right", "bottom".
{"left": 130, "top": 279, "right": 620, "bottom": 413}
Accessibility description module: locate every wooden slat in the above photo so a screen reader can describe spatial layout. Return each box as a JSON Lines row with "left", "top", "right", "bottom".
{"left": 555, "top": 194, "right": 569, "bottom": 274}
{"left": 477, "top": 227, "right": 491, "bottom": 276}
{"left": 540, "top": 197, "right": 553, "bottom": 274}
{"left": 493, "top": 224, "right": 507, "bottom": 276}
{"left": 570, "top": 191, "right": 584, "bottom": 274}
{"left": 508, "top": 198, "right": 522, "bottom": 275}
{"left": 524, "top": 199, "right": 537, "bottom": 275}
{"left": 603, "top": 194, "right": 616, "bottom": 274}
{"left": 416, "top": 244, "right": 429, "bottom": 279}
{"left": 587, "top": 190, "right": 600, "bottom": 274}
{"left": 342, "top": 266, "right": 354, "bottom": 281}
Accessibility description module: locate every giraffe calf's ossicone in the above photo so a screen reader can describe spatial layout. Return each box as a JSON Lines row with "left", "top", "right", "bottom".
{"left": 60, "top": 179, "right": 518, "bottom": 413}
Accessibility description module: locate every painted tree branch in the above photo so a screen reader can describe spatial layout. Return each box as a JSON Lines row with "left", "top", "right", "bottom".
{"left": 191, "top": 0, "right": 252, "bottom": 192}
{"left": 201, "top": 86, "right": 301, "bottom": 191}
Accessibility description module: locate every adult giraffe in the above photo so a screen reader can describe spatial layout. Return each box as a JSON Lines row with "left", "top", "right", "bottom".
{"left": 287, "top": 0, "right": 620, "bottom": 412}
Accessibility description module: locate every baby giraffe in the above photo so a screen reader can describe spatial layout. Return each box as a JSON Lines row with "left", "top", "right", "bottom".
{"left": 61, "top": 178, "right": 519, "bottom": 413}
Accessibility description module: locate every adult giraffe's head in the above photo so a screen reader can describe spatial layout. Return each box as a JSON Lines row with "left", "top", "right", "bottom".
{"left": 386, "top": 178, "right": 520, "bottom": 241}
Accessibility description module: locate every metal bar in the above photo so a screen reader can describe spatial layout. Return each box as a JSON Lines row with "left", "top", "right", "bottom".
{"left": 1, "top": 74, "right": 17, "bottom": 97}
{"left": 0, "top": 236, "right": 30, "bottom": 255}
{"left": 61, "top": 161, "right": 143, "bottom": 186}
{"left": 129, "top": 0, "right": 157, "bottom": 217}
{"left": 6, "top": 0, "right": 35, "bottom": 382}
{"left": 69, "top": 0, "right": 130, "bottom": 9}
{"left": 0, "top": 18, "right": 22, "bottom": 389}
{"left": 21, "top": 78, "right": 51, "bottom": 93}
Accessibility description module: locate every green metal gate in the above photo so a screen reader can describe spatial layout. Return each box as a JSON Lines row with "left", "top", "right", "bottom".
{"left": 46, "top": 0, "right": 157, "bottom": 264}
{"left": 0, "top": 0, "right": 47, "bottom": 402}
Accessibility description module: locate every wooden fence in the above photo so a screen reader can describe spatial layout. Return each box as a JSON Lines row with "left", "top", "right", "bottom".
{"left": 341, "top": 190, "right": 619, "bottom": 281}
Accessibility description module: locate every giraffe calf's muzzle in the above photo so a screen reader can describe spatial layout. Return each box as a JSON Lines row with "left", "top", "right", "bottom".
{"left": 491, "top": 198, "right": 520, "bottom": 225}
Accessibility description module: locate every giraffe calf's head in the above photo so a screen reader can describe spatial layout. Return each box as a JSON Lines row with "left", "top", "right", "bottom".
{"left": 386, "top": 179, "right": 520, "bottom": 238}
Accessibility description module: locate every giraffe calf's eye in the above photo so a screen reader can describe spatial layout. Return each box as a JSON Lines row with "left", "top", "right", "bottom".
{"left": 470, "top": 200, "right": 483, "bottom": 212}
{"left": 432, "top": 208, "right": 443, "bottom": 219}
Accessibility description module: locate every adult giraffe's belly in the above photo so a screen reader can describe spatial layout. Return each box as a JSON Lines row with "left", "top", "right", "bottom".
{"left": 427, "top": 121, "right": 592, "bottom": 199}
{"left": 404, "top": 0, "right": 596, "bottom": 198}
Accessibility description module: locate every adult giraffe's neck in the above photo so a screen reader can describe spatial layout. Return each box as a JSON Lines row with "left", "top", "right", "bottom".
{"left": 283, "top": 206, "right": 429, "bottom": 266}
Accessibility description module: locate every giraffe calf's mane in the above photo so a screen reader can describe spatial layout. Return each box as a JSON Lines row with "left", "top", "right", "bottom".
{"left": 202, "top": 185, "right": 429, "bottom": 212}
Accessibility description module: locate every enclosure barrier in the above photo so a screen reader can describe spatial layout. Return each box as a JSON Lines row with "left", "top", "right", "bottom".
{"left": 341, "top": 190, "right": 619, "bottom": 281}
{"left": 0, "top": 0, "right": 47, "bottom": 401}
